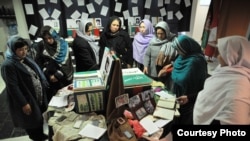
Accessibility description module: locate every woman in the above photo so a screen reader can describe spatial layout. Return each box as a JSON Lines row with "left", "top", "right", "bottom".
{"left": 1, "top": 35, "right": 49, "bottom": 140}
{"left": 143, "top": 21, "right": 176, "bottom": 80}
{"left": 194, "top": 35, "right": 250, "bottom": 125}
{"left": 36, "top": 25, "right": 74, "bottom": 101}
{"left": 171, "top": 35, "right": 208, "bottom": 125}
{"left": 133, "top": 19, "right": 154, "bottom": 71}
{"left": 72, "top": 20, "right": 99, "bottom": 72}
{"left": 99, "top": 16, "right": 133, "bottom": 68}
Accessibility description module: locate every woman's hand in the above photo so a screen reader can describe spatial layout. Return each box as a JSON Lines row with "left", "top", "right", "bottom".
{"left": 127, "top": 64, "right": 132, "bottom": 68}
{"left": 50, "top": 75, "right": 58, "bottom": 82}
{"left": 158, "top": 64, "right": 172, "bottom": 77}
{"left": 143, "top": 67, "right": 148, "bottom": 74}
{"left": 176, "top": 95, "right": 188, "bottom": 105}
{"left": 22, "top": 104, "right": 32, "bottom": 115}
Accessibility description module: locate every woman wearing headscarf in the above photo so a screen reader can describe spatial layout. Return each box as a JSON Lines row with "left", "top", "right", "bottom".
{"left": 194, "top": 35, "right": 250, "bottom": 125}
{"left": 143, "top": 21, "right": 176, "bottom": 80}
{"left": 36, "top": 25, "right": 74, "bottom": 101}
{"left": 1, "top": 35, "right": 49, "bottom": 140}
{"left": 133, "top": 19, "right": 154, "bottom": 71}
{"left": 171, "top": 35, "right": 208, "bottom": 125}
{"left": 99, "top": 16, "right": 133, "bottom": 68}
{"left": 72, "top": 20, "right": 100, "bottom": 72}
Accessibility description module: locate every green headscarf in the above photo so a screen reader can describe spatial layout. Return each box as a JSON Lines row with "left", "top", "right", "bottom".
{"left": 171, "top": 35, "right": 207, "bottom": 96}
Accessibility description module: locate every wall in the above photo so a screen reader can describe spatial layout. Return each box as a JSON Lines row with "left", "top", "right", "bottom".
{"left": 0, "top": 0, "right": 29, "bottom": 53}
{"left": 187, "top": 0, "right": 210, "bottom": 43}
{"left": 1, "top": 0, "right": 209, "bottom": 45}
{"left": 0, "top": 0, "right": 15, "bottom": 53}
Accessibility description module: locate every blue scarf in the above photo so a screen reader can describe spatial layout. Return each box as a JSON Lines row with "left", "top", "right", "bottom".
{"left": 44, "top": 28, "right": 69, "bottom": 65}
{"left": 5, "top": 35, "right": 49, "bottom": 88}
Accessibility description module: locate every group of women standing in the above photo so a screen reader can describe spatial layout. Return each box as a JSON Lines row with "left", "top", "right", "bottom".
{"left": 1, "top": 14, "right": 250, "bottom": 141}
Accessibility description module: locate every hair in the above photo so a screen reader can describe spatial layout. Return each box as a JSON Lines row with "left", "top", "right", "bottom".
{"left": 40, "top": 25, "right": 52, "bottom": 39}
{"left": 106, "top": 16, "right": 122, "bottom": 32}
{"left": 14, "top": 38, "right": 29, "bottom": 50}
{"left": 155, "top": 27, "right": 166, "bottom": 35}
{"left": 85, "top": 22, "right": 93, "bottom": 32}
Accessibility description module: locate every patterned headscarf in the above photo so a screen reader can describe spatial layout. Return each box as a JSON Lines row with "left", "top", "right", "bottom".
{"left": 40, "top": 26, "right": 69, "bottom": 65}
{"left": 5, "top": 35, "right": 49, "bottom": 88}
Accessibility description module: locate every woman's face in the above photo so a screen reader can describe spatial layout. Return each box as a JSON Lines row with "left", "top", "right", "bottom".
{"left": 139, "top": 22, "right": 147, "bottom": 35}
{"left": 43, "top": 35, "right": 54, "bottom": 45}
{"left": 15, "top": 45, "right": 28, "bottom": 59}
{"left": 86, "top": 25, "right": 93, "bottom": 36}
{"left": 156, "top": 28, "right": 166, "bottom": 40}
{"left": 110, "top": 19, "right": 120, "bottom": 33}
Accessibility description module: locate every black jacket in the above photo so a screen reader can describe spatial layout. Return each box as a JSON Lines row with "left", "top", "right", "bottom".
{"left": 99, "top": 30, "right": 133, "bottom": 68}
{"left": 72, "top": 35, "right": 99, "bottom": 72}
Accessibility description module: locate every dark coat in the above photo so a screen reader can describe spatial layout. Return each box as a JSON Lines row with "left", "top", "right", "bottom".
{"left": 99, "top": 30, "right": 133, "bottom": 68}
{"left": 1, "top": 58, "right": 47, "bottom": 129}
{"left": 35, "top": 41, "right": 74, "bottom": 100}
{"left": 72, "top": 35, "right": 99, "bottom": 72}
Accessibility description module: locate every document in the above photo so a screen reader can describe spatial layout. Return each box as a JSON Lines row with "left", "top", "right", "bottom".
{"left": 79, "top": 124, "right": 106, "bottom": 139}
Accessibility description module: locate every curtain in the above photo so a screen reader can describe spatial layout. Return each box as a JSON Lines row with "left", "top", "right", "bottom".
{"left": 201, "top": 0, "right": 250, "bottom": 61}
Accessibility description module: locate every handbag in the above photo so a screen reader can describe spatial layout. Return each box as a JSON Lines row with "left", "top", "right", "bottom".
{"left": 108, "top": 117, "right": 137, "bottom": 141}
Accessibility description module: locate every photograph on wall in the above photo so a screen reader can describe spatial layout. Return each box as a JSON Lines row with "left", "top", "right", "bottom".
{"left": 95, "top": 18, "right": 102, "bottom": 27}
{"left": 134, "top": 17, "right": 141, "bottom": 25}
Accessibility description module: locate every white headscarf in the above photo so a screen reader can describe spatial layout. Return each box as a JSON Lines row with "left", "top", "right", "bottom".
{"left": 194, "top": 35, "right": 250, "bottom": 125}
{"left": 218, "top": 35, "right": 250, "bottom": 68}
{"left": 76, "top": 20, "right": 100, "bottom": 64}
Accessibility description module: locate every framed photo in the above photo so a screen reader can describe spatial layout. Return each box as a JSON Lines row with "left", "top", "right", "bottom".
{"left": 95, "top": 18, "right": 102, "bottom": 27}
{"left": 158, "top": 17, "right": 163, "bottom": 22}
{"left": 128, "top": 89, "right": 156, "bottom": 120}
{"left": 115, "top": 93, "right": 129, "bottom": 108}
{"left": 143, "top": 100, "right": 155, "bottom": 114}
{"left": 128, "top": 95, "right": 141, "bottom": 108}
{"left": 134, "top": 17, "right": 141, "bottom": 25}
{"left": 74, "top": 90, "right": 105, "bottom": 114}
{"left": 135, "top": 107, "right": 147, "bottom": 120}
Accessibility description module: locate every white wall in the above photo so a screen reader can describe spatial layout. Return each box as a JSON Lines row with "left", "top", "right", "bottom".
{"left": 186, "top": 0, "right": 210, "bottom": 44}
{"left": 0, "top": 0, "right": 29, "bottom": 53}
{"left": 13, "top": 0, "right": 29, "bottom": 39}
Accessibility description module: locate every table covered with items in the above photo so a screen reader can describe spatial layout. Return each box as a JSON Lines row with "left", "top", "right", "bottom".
{"left": 44, "top": 50, "right": 180, "bottom": 141}
{"left": 44, "top": 79, "right": 180, "bottom": 141}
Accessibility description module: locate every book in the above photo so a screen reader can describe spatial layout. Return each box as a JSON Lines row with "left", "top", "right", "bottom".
{"left": 73, "top": 77, "right": 105, "bottom": 92}
{"left": 153, "top": 107, "right": 175, "bottom": 120}
{"left": 99, "top": 47, "right": 119, "bottom": 87}
{"left": 73, "top": 47, "right": 118, "bottom": 91}
{"left": 153, "top": 96, "right": 178, "bottom": 120}
{"left": 122, "top": 68, "right": 153, "bottom": 87}
{"left": 74, "top": 90, "right": 105, "bottom": 113}
{"left": 73, "top": 70, "right": 100, "bottom": 78}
